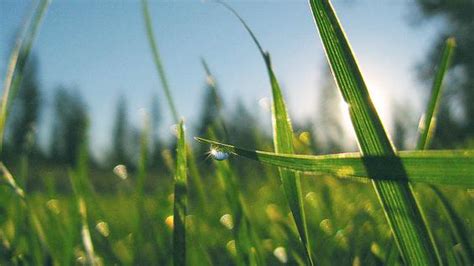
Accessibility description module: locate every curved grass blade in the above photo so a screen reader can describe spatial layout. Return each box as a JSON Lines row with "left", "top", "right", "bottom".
{"left": 308, "top": 0, "right": 439, "bottom": 263}
{"left": 415, "top": 38, "right": 473, "bottom": 264}
{"left": 0, "top": 0, "right": 51, "bottom": 152}
{"left": 174, "top": 120, "right": 187, "bottom": 266}
{"left": 220, "top": 4, "right": 314, "bottom": 264}
{"left": 196, "top": 138, "right": 474, "bottom": 187}
{"left": 141, "top": 0, "right": 179, "bottom": 122}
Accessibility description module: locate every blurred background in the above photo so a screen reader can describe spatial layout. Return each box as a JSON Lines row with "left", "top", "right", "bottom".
{"left": 0, "top": 0, "right": 473, "bottom": 264}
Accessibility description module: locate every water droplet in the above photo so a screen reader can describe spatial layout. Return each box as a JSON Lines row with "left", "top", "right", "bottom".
{"left": 226, "top": 240, "right": 237, "bottom": 256}
{"left": 299, "top": 131, "right": 311, "bottom": 145}
{"left": 320, "top": 219, "right": 333, "bottom": 235}
{"left": 273, "top": 246, "right": 288, "bottom": 263}
{"left": 170, "top": 124, "right": 186, "bottom": 137}
{"left": 210, "top": 147, "right": 229, "bottom": 161}
{"left": 165, "top": 215, "right": 174, "bottom": 230}
{"left": 219, "top": 214, "right": 234, "bottom": 230}
{"left": 96, "top": 221, "right": 110, "bottom": 237}
{"left": 46, "top": 199, "right": 60, "bottom": 215}
{"left": 265, "top": 204, "right": 282, "bottom": 221}
{"left": 113, "top": 164, "right": 128, "bottom": 180}
{"left": 305, "top": 192, "right": 318, "bottom": 208}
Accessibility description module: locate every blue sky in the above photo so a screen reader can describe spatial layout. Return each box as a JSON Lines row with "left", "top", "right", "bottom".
{"left": 1, "top": 0, "right": 443, "bottom": 158}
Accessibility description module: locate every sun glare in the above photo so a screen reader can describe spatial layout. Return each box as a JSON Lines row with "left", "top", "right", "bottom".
{"left": 338, "top": 82, "right": 392, "bottom": 142}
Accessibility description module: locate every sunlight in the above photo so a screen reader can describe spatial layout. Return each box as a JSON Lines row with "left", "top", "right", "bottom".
{"left": 338, "top": 81, "right": 392, "bottom": 142}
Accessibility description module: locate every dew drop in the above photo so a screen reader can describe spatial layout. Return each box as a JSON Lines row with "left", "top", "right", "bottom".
{"left": 210, "top": 147, "right": 229, "bottom": 161}
{"left": 165, "top": 215, "right": 174, "bottom": 230}
{"left": 96, "top": 221, "right": 110, "bottom": 237}
{"left": 226, "top": 240, "right": 237, "bottom": 256}
{"left": 273, "top": 246, "right": 288, "bottom": 263}
{"left": 170, "top": 123, "right": 186, "bottom": 137}
{"left": 219, "top": 214, "right": 234, "bottom": 230}
{"left": 46, "top": 199, "right": 60, "bottom": 215}
{"left": 113, "top": 164, "right": 128, "bottom": 180}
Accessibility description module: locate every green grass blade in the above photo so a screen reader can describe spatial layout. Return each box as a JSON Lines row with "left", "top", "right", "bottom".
{"left": 415, "top": 38, "right": 473, "bottom": 264}
{"left": 414, "top": 37, "right": 456, "bottom": 264}
{"left": 0, "top": 0, "right": 51, "bottom": 152}
{"left": 174, "top": 120, "right": 187, "bottom": 266}
{"left": 221, "top": 4, "right": 313, "bottom": 264}
{"left": 69, "top": 141, "right": 97, "bottom": 266}
{"left": 141, "top": 0, "right": 179, "bottom": 122}
{"left": 417, "top": 38, "right": 456, "bottom": 150}
{"left": 309, "top": 0, "right": 439, "bottom": 263}
{"left": 196, "top": 138, "right": 474, "bottom": 187}
{"left": 0, "top": 162, "right": 47, "bottom": 264}
{"left": 431, "top": 186, "right": 473, "bottom": 264}
{"left": 207, "top": 128, "right": 263, "bottom": 265}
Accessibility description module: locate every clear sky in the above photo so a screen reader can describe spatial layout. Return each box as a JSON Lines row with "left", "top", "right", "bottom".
{"left": 1, "top": 0, "right": 442, "bottom": 158}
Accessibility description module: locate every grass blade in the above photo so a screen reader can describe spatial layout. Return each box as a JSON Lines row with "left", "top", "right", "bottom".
{"left": 415, "top": 37, "right": 473, "bottom": 264}
{"left": 141, "top": 0, "right": 179, "bottom": 122}
{"left": 414, "top": 37, "right": 455, "bottom": 264}
{"left": 0, "top": 0, "right": 50, "bottom": 152}
{"left": 69, "top": 140, "right": 97, "bottom": 266}
{"left": 221, "top": 4, "right": 314, "bottom": 264}
{"left": 417, "top": 37, "right": 456, "bottom": 150}
{"left": 174, "top": 120, "right": 187, "bottom": 266}
{"left": 196, "top": 138, "right": 474, "bottom": 187}
{"left": 309, "top": 0, "right": 439, "bottom": 263}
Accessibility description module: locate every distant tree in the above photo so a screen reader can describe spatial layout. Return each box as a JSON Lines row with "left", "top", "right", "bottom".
{"left": 195, "top": 61, "right": 228, "bottom": 158}
{"left": 149, "top": 94, "right": 162, "bottom": 165}
{"left": 415, "top": 0, "right": 474, "bottom": 147}
{"left": 223, "top": 100, "right": 264, "bottom": 180}
{"left": 49, "top": 87, "right": 88, "bottom": 165}
{"left": 8, "top": 56, "right": 41, "bottom": 155}
{"left": 110, "top": 95, "right": 130, "bottom": 165}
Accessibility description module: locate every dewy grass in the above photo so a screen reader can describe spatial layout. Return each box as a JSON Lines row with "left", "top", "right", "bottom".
{"left": 195, "top": 138, "right": 474, "bottom": 187}
{"left": 308, "top": 0, "right": 438, "bottom": 264}
{"left": 220, "top": 3, "right": 314, "bottom": 264}
{"left": 0, "top": 0, "right": 50, "bottom": 152}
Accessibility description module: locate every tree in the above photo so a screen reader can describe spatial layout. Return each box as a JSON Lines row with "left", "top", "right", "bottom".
{"left": 49, "top": 87, "right": 88, "bottom": 165}
{"left": 415, "top": 0, "right": 474, "bottom": 147}
{"left": 149, "top": 94, "right": 164, "bottom": 168}
{"left": 195, "top": 62, "right": 227, "bottom": 157}
{"left": 8, "top": 56, "right": 41, "bottom": 155}
{"left": 110, "top": 95, "right": 130, "bottom": 165}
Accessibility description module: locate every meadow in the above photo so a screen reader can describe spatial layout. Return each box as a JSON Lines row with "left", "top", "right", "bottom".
{"left": 0, "top": 0, "right": 473, "bottom": 265}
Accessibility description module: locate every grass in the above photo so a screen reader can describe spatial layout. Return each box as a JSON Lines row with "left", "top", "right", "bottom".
{"left": 219, "top": 3, "right": 314, "bottom": 264}
{"left": 309, "top": 0, "right": 438, "bottom": 264}
{"left": 0, "top": 0, "right": 472, "bottom": 265}
{"left": 0, "top": 0, "right": 50, "bottom": 152}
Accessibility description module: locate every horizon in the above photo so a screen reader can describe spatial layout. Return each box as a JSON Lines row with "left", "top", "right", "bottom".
{"left": 1, "top": 0, "right": 443, "bottom": 160}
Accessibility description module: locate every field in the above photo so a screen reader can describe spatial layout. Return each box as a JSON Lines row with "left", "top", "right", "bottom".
{"left": 1, "top": 0, "right": 473, "bottom": 265}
